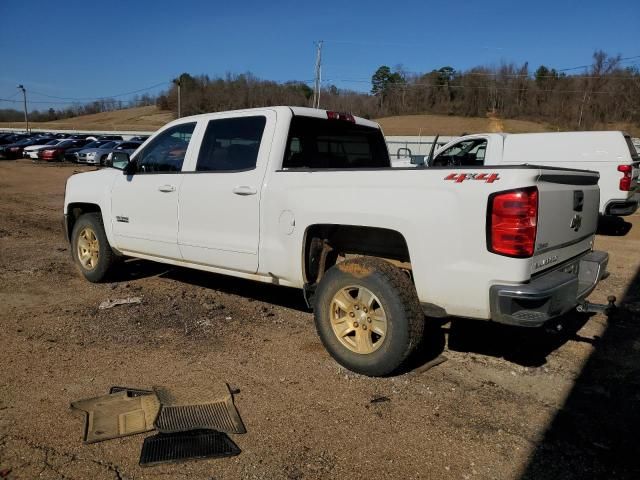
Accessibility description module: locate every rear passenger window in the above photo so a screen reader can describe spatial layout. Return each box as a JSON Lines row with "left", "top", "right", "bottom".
{"left": 196, "top": 116, "right": 266, "bottom": 172}
{"left": 282, "top": 116, "right": 390, "bottom": 169}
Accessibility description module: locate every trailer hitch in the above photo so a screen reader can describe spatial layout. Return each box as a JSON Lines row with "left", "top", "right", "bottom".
{"left": 576, "top": 295, "right": 617, "bottom": 315}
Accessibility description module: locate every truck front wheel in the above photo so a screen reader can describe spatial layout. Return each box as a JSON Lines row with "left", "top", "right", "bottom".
{"left": 71, "top": 213, "right": 116, "bottom": 282}
{"left": 314, "top": 257, "right": 425, "bottom": 376}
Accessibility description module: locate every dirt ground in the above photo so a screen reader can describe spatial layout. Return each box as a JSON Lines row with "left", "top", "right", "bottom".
{"left": 0, "top": 160, "right": 639, "bottom": 480}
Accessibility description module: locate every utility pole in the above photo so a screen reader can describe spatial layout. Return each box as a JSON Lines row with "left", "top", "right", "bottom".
{"left": 17, "top": 84, "right": 29, "bottom": 132}
{"left": 312, "top": 41, "right": 323, "bottom": 109}
{"left": 173, "top": 76, "right": 182, "bottom": 118}
{"left": 578, "top": 90, "right": 587, "bottom": 128}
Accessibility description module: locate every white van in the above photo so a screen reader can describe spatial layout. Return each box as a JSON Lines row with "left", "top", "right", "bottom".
{"left": 429, "top": 131, "right": 640, "bottom": 217}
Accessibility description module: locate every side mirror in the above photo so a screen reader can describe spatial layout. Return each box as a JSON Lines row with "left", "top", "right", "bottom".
{"left": 110, "top": 151, "right": 132, "bottom": 172}
{"left": 123, "top": 159, "right": 137, "bottom": 175}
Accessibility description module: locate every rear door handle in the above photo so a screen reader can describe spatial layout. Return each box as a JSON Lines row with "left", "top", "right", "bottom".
{"left": 158, "top": 184, "right": 176, "bottom": 192}
{"left": 232, "top": 186, "right": 257, "bottom": 196}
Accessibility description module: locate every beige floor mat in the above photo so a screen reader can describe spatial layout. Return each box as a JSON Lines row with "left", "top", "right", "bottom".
{"left": 153, "top": 383, "right": 246, "bottom": 434}
{"left": 71, "top": 390, "right": 161, "bottom": 443}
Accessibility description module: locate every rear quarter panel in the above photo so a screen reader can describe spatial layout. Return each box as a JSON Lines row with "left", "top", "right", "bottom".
{"left": 260, "top": 167, "right": 549, "bottom": 319}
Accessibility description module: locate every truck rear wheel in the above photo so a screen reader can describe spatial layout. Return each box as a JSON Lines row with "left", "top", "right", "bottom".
{"left": 314, "top": 257, "right": 425, "bottom": 376}
{"left": 71, "top": 213, "right": 116, "bottom": 282}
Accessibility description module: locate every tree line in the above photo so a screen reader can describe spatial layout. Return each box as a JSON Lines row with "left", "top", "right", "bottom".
{"left": 368, "top": 50, "right": 639, "bottom": 129}
{"left": 2, "top": 50, "right": 637, "bottom": 131}
{"left": 156, "top": 50, "right": 639, "bottom": 130}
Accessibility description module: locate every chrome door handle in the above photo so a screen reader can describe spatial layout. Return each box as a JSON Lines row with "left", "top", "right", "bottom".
{"left": 232, "top": 186, "right": 257, "bottom": 196}
{"left": 158, "top": 185, "right": 176, "bottom": 192}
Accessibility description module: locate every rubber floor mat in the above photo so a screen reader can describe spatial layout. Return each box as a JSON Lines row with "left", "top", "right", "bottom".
{"left": 109, "top": 386, "right": 154, "bottom": 397}
{"left": 153, "top": 383, "right": 246, "bottom": 434}
{"left": 71, "top": 391, "right": 161, "bottom": 443}
{"left": 139, "top": 429, "right": 240, "bottom": 467}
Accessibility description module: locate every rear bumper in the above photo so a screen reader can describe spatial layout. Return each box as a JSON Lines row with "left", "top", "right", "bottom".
{"left": 604, "top": 199, "right": 638, "bottom": 216}
{"left": 490, "top": 250, "right": 608, "bottom": 327}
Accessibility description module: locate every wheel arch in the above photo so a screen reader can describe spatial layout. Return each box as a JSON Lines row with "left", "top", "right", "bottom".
{"left": 301, "top": 223, "right": 412, "bottom": 305}
{"left": 65, "top": 203, "right": 102, "bottom": 244}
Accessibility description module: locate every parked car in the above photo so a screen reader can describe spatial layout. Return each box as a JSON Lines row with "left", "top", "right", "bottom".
{"left": 129, "top": 135, "right": 150, "bottom": 142}
{"left": 0, "top": 136, "right": 55, "bottom": 159}
{"left": 65, "top": 140, "right": 115, "bottom": 162}
{"left": 64, "top": 107, "right": 609, "bottom": 376}
{"left": 77, "top": 141, "right": 141, "bottom": 165}
{"left": 0, "top": 133, "right": 29, "bottom": 145}
{"left": 76, "top": 141, "right": 118, "bottom": 165}
{"left": 428, "top": 131, "right": 640, "bottom": 218}
{"left": 24, "top": 139, "right": 66, "bottom": 159}
{"left": 97, "top": 135, "right": 123, "bottom": 141}
{"left": 39, "top": 139, "right": 91, "bottom": 162}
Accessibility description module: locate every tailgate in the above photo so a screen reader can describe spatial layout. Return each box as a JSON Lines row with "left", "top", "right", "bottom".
{"left": 532, "top": 168, "right": 600, "bottom": 274}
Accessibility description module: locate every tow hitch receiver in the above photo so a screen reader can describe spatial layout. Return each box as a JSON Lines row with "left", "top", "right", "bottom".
{"left": 576, "top": 295, "right": 617, "bottom": 315}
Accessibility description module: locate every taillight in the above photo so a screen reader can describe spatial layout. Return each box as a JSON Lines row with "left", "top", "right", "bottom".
{"left": 618, "top": 164, "right": 632, "bottom": 191}
{"left": 326, "top": 111, "right": 355, "bottom": 122}
{"left": 488, "top": 187, "right": 538, "bottom": 258}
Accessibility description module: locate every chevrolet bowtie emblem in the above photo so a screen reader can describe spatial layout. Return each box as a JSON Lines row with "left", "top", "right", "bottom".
{"left": 569, "top": 214, "right": 582, "bottom": 232}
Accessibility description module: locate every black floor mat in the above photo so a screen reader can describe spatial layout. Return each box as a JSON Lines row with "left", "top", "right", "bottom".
{"left": 109, "top": 386, "right": 154, "bottom": 397}
{"left": 139, "top": 429, "right": 240, "bottom": 467}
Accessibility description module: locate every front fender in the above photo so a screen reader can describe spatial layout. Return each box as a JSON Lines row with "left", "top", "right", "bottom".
{"left": 64, "top": 169, "right": 120, "bottom": 247}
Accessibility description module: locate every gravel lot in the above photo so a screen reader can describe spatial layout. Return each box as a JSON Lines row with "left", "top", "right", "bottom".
{"left": 1, "top": 159, "right": 639, "bottom": 480}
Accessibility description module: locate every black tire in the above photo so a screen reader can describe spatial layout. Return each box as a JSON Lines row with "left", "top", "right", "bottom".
{"left": 314, "top": 257, "right": 425, "bottom": 377}
{"left": 71, "top": 212, "right": 116, "bottom": 282}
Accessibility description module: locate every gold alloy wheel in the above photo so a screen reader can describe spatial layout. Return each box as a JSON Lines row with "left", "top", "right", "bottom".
{"left": 77, "top": 227, "right": 100, "bottom": 270}
{"left": 329, "top": 285, "right": 387, "bottom": 354}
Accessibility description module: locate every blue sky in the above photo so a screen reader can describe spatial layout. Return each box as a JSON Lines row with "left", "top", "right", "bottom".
{"left": 1, "top": 0, "right": 638, "bottom": 112}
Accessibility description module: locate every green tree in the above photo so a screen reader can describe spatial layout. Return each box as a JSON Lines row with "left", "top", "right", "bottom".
{"left": 371, "top": 65, "right": 392, "bottom": 96}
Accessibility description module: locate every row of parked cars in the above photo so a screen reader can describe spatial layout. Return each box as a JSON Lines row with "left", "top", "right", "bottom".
{"left": 0, "top": 131, "right": 148, "bottom": 165}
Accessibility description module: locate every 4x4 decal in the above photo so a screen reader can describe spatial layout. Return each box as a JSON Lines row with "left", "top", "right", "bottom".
{"left": 444, "top": 173, "right": 500, "bottom": 183}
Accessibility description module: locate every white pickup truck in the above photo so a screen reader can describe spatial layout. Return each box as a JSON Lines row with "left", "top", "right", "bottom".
{"left": 63, "top": 107, "right": 609, "bottom": 376}
{"left": 429, "top": 131, "right": 640, "bottom": 218}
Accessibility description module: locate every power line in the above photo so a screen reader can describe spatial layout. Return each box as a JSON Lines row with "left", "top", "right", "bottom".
{"left": 28, "top": 81, "right": 170, "bottom": 102}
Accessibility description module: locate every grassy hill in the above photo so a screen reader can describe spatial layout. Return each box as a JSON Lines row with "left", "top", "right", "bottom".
{"left": 2, "top": 106, "right": 638, "bottom": 136}
{"left": 0, "top": 106, "right": 172, "bottom": 132}
{"left": 376, "top": 113, "right": 553, "bottom": 136}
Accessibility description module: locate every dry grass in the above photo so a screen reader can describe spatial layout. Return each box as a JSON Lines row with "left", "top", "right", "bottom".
{"left": 375, "top": 113, "right": 552, "bottom": 136}
{"left": 0, "top": 105, "right": 173, "bottom": 132}
{"left": 376, "top": 113, "right": 640, "bottom": 137}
